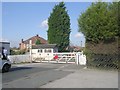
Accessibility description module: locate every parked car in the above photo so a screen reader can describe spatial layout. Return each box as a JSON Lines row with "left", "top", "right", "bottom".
{"left": 0, "top": 55, "right": 11, "bottom": 73}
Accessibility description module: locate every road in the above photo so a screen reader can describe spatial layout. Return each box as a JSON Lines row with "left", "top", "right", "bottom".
{"left": 2, "top": 63, "right": 118, "bottom": 88}
{"left": 2, "top": 63, "right": 84, "bottom": 88}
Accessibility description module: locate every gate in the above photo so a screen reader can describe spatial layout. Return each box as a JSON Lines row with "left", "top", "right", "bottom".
{"left": 32, "top": 52, "right": 86, "bottom": 65}
{"left": 53, "top": 52, "right": 76, "bottom": 63}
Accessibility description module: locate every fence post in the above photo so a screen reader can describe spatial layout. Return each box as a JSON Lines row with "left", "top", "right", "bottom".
{"left": 76, "top": 53, "right": 78, "bottom": 65}
{"left": 76, "top": 52, "right": 81, "bottom": 65}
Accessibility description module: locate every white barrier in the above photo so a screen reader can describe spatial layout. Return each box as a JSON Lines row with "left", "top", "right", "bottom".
{"left": 53, "top": 52, "right": 76, "bottom": 63}
{"left": 8, "top": 55, "right": 31, "bottom": 64}
{"left": 32, "top": 51, "right": 86, "bottom": 65}
{"left": 8, "top": 52, "right": 86, "bottom": 65}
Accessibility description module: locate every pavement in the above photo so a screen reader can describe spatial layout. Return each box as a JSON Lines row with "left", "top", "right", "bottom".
{"left": 41, "top": 68, "right": 118, "bottom": 88}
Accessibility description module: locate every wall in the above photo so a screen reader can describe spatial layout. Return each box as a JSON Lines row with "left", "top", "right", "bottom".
{"left": 8, "top": 55, "right": 31, "bottom": 64}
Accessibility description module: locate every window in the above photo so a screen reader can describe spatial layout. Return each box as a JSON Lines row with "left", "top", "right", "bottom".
{"left": 38, "top": 49, "right": 42, "bottom": 53}
{"left": 44, "top": 49, "right": 47, "bottom": 53}
{"left": 44, "top": 49, "right": 52, "bottom": 53}
{"left": 48, "top": 49, "right": 51, "bottom": 53}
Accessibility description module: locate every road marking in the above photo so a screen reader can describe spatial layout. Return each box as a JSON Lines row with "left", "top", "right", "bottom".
{"left": 54, "top": 64, "right": 69, "bottom": 71}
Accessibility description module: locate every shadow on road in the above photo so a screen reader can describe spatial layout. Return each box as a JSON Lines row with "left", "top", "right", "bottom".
{"left": 9, "top": 66, "right": 33, "bottom": 72}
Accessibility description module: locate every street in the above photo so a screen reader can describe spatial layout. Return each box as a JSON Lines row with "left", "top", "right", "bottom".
{"left": 2, "top": 63, "right": 118, "bottom": 88}
{"left": 2, "top": 63, "right": 84, "bottom": 88}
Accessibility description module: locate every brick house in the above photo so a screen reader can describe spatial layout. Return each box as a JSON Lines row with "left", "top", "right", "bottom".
{"left": 19, "top": 34, "right": 47, "bottom": 50}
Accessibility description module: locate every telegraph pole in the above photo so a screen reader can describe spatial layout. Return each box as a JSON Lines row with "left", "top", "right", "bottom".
{"left": 29, "top": 40, "right": 32, "bottom": 63}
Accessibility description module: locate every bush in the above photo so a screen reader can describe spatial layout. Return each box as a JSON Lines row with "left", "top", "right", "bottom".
{"left": 10, "top": 49, "right": 26, "bottom": 55}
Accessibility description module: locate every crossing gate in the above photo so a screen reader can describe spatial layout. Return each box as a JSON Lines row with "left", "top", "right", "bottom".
{"left": 32, "top": 52, "right": 86, "bottom": 65}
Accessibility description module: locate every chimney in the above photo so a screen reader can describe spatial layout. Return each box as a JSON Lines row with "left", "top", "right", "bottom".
{"left": 21, "top": 39, "right": 24, "bottom": 43}
{"left": 36, "top": 34, "right": 39, "bottom": 37}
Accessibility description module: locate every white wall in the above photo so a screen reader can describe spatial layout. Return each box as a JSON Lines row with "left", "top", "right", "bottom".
{"left": 8, "top": 55, "right": 31, "bottom": 64}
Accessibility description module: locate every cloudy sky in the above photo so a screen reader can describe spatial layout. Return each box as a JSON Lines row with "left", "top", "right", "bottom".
{"left": 2, "top": 2, "right": 92, "bottom": 47}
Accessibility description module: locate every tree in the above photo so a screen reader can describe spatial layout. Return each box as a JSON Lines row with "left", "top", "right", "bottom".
{"left": 48, "top": 2, "right": 71, "bottom": 52}
{"left": 35, "top": 39, "right": 41, "bottom": 45}
{"left": 78, "top": 2, "right": 118, "bottom": 43}
{"left": 109, "top": 2, "right": 120, "bottom": 37}
{"left": 78, "top": 2, "right": 119, "bottom": 69}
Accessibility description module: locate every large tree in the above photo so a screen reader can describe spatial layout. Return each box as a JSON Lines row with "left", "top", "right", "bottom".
{"left": 78, "top": 2, "right": 119, "bottom": 43}
{"left": 48, "top": 2, "right": 71, "bottom": 52}
{"left": 78, "top": 2, "right": 119, "bottom": 69}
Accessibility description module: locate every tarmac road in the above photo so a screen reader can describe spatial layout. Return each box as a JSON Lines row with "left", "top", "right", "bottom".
{"left": 2, "top": 63, "right": 82, "bottom": 88}
{"left": 2, "top": 63, "right": 118, "bottom": 88}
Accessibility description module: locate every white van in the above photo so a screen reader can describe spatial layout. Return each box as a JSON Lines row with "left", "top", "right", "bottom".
{"left": 0, "top": 41, "right": 11, "bottom": 73}
{"left": 0, "top": 59, "right": 11, "bottom": 73}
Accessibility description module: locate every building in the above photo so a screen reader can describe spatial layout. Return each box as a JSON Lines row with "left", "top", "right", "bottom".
{"left": 32, "top": 44, "right": 58, "bottom": 61}
{"left": 19, "top": 34, "right": 47, "bottom": 50}
{"left": 68, "top": 46, "right": 82, "bottom": 52}
{"left": 0, "top": 41, "right": 10, "bottom": 55}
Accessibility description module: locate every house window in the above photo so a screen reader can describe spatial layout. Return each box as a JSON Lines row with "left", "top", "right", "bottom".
{"left": 38, "top": 49, "right": 42, "bottom": 53}
{"left": 44, "top": 49, "right": 52, "bottom": 53}
{"left": 44, "top": 49, "right": 47, "bottom": 53}
{"left": 48, "top": 49, "right": 51, "bottom": 53}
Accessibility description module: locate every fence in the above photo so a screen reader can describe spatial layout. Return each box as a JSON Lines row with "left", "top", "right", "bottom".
{"left": 53, "top": 52, "right": 76, "bottom": 63}
{"left": 8, "top": 55, "right": 31, "bottom": 64}
{"left": 32, "top": 52, "right": 86, "bottom": 65}
{"left": 8, "top": 52, "right": 86, "bottom": 65}
{"left": 87, "top": 53, "right": 119, "bottom": 70}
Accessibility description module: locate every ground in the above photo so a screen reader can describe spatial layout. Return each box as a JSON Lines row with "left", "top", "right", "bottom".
{"left": 2, "top": 63, "right": 118, "bottom": 88}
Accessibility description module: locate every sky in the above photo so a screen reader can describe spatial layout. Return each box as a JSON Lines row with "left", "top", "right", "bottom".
{"left": 2, "top": 2, "right": 92, "bottom": 47}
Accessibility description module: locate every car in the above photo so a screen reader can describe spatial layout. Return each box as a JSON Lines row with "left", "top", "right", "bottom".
{"left": 0, "top": 58, "right": 11, "bottom": 73}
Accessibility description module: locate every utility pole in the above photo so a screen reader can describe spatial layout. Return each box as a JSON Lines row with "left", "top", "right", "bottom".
{"left": 29, "top": 40, "right": 32, "bottom": 63}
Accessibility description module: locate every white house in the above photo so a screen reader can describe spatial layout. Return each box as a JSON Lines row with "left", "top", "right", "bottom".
{"left": 31, "top": 44, "right": 58, "bottom": 61}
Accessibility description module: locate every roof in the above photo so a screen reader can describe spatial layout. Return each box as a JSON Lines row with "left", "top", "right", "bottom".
{"left": 22, "top": 35, "right": 47, "bottom": 44}
{"left": 0, "top": 39, "right": 10, "bottom": 43}
{"left": 0, "top": 42, "right": 10, "bottom": 44}
{"left": 32, "top": 44, "right": 57, "bottom": 49}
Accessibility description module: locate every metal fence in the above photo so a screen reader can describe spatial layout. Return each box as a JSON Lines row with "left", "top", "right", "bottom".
{"left": 86, "top": 53, "right": 119, "bottom": 70}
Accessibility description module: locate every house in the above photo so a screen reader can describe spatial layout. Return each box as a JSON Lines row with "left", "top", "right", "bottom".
{"left": 19, "top": 34, "right": 47, "bottom": 50}
{"left": 32, "top": 44, "right": 58, "bottom": 61}
{"left": 69, "top": 46, "right": 82, "bottom": 52}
